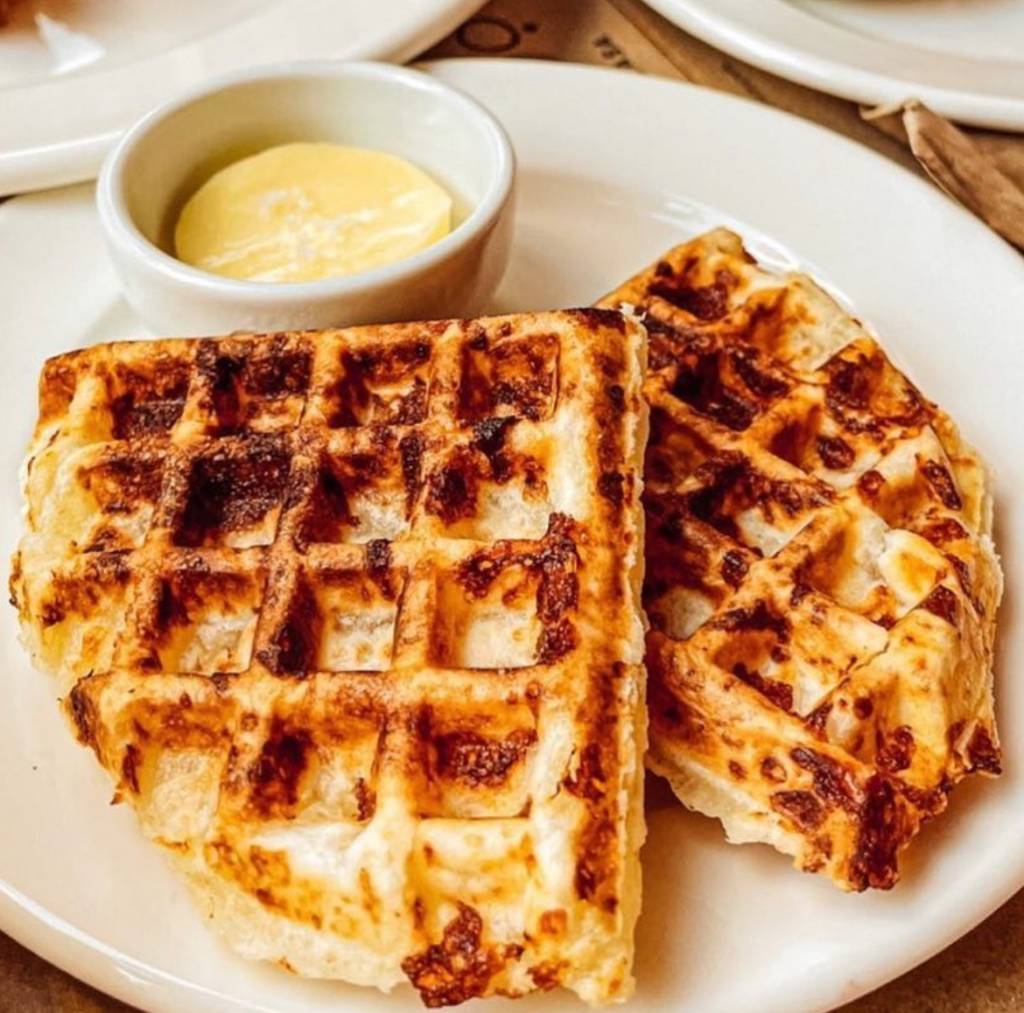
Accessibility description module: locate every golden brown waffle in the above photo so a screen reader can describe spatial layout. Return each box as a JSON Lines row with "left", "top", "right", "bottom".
{"left": 11, "top": 310, "right": 649, "bottom": 1005}
{"left": 599, "top": 228, "right": 1001, "bottom": 891}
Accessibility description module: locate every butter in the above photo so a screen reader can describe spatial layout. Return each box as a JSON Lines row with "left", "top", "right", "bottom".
{"left": 174, "top": 142, "right": 453, "bottom": 283}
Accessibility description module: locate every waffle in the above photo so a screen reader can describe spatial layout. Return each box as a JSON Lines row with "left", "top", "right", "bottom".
{"left": 11, "top": 310, "right": 649, "bottom": 1005}
{"left": 599, "top": 228, "right": 1001, "bottom": 891}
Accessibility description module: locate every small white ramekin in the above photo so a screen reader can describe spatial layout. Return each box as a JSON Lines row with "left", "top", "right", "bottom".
{"left": 96, "top": 61, "right": 515, "bottom": 337}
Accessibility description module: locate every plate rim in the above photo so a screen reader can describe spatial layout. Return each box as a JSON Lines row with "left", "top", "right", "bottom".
{"left": 0, "top": 0, "right": 483, "bottom": 196}
{"left": 2, "top": 56, "right": 1023, "bottom": 1013}
{"left": 644, "top": 0, "right": 1024, "bottom": 131}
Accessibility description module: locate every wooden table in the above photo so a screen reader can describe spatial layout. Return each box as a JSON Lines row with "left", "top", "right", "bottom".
{"left": 4, "top": 2, "right": 1021, "bottom": 1010}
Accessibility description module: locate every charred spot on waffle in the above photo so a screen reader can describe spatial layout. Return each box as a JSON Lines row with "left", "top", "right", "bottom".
{"left": 535, "top": 563, "right": 578, "bottom": 621}
{"left": 648, "top": 264, "right": 738, "bottom": 320}
{"left": 790, "top": 747, "right": 859, "bottom": 813}
{"left": 575, "top": 814, "right": 617, "bottom": 904}
{"left": 199, "top": 349, "right": 244, "bottom": 430}
{"left": 644, "top": 315, "right": 710, "bottom": 371}
{"left": 39, "top": 551, "right": 132, "bottom": 628}
{"left": 664, "top": 341, "right": 788, "bottom": 432}
{"left": 522, "top": 900, "right": 564, "bottom": 937}
{"left": 916, "top": 515, "right": 968, "bottom": 546}
{"left": 315, "top": 556, "right": 400, "bottom": 603}
{"left": 642, "top": 493, "right": 755, "bottom": 628}
{"left": 472, "top": 416, "right": 518, "bottom": 478}
{"left": 597, "top": 471, "right": 626, "bottom": 505}
{"left": 194, "top": 338, "right": 311, "bottom": 435}
{"left": 920, "top": 585, "right": 958, "bottom": 625}
{"left": 919, "top": 459, "right": 964, "bottom": 511}
{"left": 772, "top": 764, "right": 912, "bottom": 891}
{"left": 458, "top": 330, "right": 559, "bottom": 422}
{"left": 686, "top": 454, "right": 832, "bottom": 541}
{"left": 248, "top": 718, "right": 313, "bottom": 815}
{"left": 536, "top": 620, "right": 577, "bottom": 664}
{"left": 966, "top": 725, "right": 1001, "bottom": 775}
{"left": 449, "top": 516, "right": 581, "bottom": 665}
{"left": 82, "top": 452, "right": 165, "bottom": 510}
{"left": 646, "top": 495, "right": 692, "bottom": 549}
{"left": 730, "top": 347, "right": 789, "bottom": 400}
{"left": 353, "top": 777, "right": 377, "bottom": 821}
{"left": 175, "top": 434, "right": 290, "bottom": 547}
{"left": 123, "top": 691, "right": 227, "bottom": 758}
{"left": 68, "top": 679, "right": 99, "bottom": 747}
{"left": 771, "top": 790, "right": 825, "bottom": 831}
{"left": 296, "top": 452, "right": 355, "bottom": 546}
{"left": 805, "top": 701, "right": 833, "bottom": 734}
{"left": 400, "top": 432, "right": 425, "bottom": 507}
{"left": 815, "top": 434, "right": 855, "bottom": 471}
{"left": 456, "top": 514, "right": 579, "bottom": 598}
{"left": 424, "top": 448, "right": 475, "bottom": 525}
{"left": 365, "top": 538, "right": 393, "bottom": 584}
{"left": 121, "top": 742, "right": 142, "bottom": 794}
{"left": 590, "top": 346, "right": 636, "bottom": 512}
{"left": 529, "top": 961, "right": 565, "bottom": 991}
{"left": 323, "top": 339, "right": 432, "bottom": 427}
{"left": 567, "top": 307, "right": 627, "bottom": 333}
{"left": 402, "top": 902, "right": 520, "bottom": 1008}
{"left": 294, "top": 431, "right": 410, "bottom": 546}
{"left": 424, "top": 426, "right": 544, "bottom": 526}
{"left": 564, "top": 742, "right": 608, "bottom": 802}
{"left": 258, "top": 575, "right": 322, "bottom": 676}
{"left": 712, "top": 600, "right": 790, "bottom": 640}
{"left": 244, "top": 335, "right": 312, "bottom": 397}
{"left": 944, "top": 553, "right": 984, "bottom": 615}
{"left": 853, "top": 697, "right": 874, "bottom": 720}
{"left": 109, "top": 356, "right": 191, "bottom": 439}
{"left": 720, "top": 550, "right": 749, "bottom": 588}
{"left": 849, "top": 774, "right": 910, "bottom": 891}
{"left": 78, "top": 452, "right": 166, "bottom": 549}
{"left": 761, "top": 394, "right": 861, "bottom": 477}
{"left": 731, "top": 661, "right": 794, "bottom": 712}
{"left": 857, "top": 469, "right": 885, "bottom": 498}
{"left": 431, "top": 727, "right": 537, "bottom": 787}
{"left": 823, "top": 343, "right": 932, "bottom": 434}
{"left": 144, "top": 561, "right": 257, "bottom": 646}
{"left": 877, "top": 726, "right": 916, "bottom": 773}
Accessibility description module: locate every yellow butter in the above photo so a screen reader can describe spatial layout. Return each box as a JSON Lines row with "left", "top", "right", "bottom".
{"left": 174, "top": 142, "right": 452, "bottom": 283}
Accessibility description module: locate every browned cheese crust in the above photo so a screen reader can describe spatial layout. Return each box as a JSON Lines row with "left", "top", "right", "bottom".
{"left": 11, "top": 311, "right": 649, "bottom": 1003}
{"left": 599, "top": 228, "right": 1001, "bottom": 891}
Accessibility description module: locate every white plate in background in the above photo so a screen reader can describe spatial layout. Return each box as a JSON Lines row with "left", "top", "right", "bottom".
{"left": 0, "top": 0, "right": 483, "bottom": 194}
{"left": 0, "top": 59, "right": 1022, "bottom": 1013}
{"left": 645, "top": 0, "right": 1024, "bottom": 130}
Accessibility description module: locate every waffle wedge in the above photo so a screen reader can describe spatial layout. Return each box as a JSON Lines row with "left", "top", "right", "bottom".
{"left": 599, "top": 229, "right": 1001, "bottom": 891}
{"left": 11, "top": 310, "right": 649, "bottom": 1005}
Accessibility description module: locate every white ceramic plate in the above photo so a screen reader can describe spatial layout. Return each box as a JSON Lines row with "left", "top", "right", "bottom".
{"left": 646, "top": 0, "right": 1024, "bottom": 130}
{"left": 1, "top": 58, "right": 1023, "bottom": 1013}
{"left": 0, "top": 0, "right": 483, "bottom": 195}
